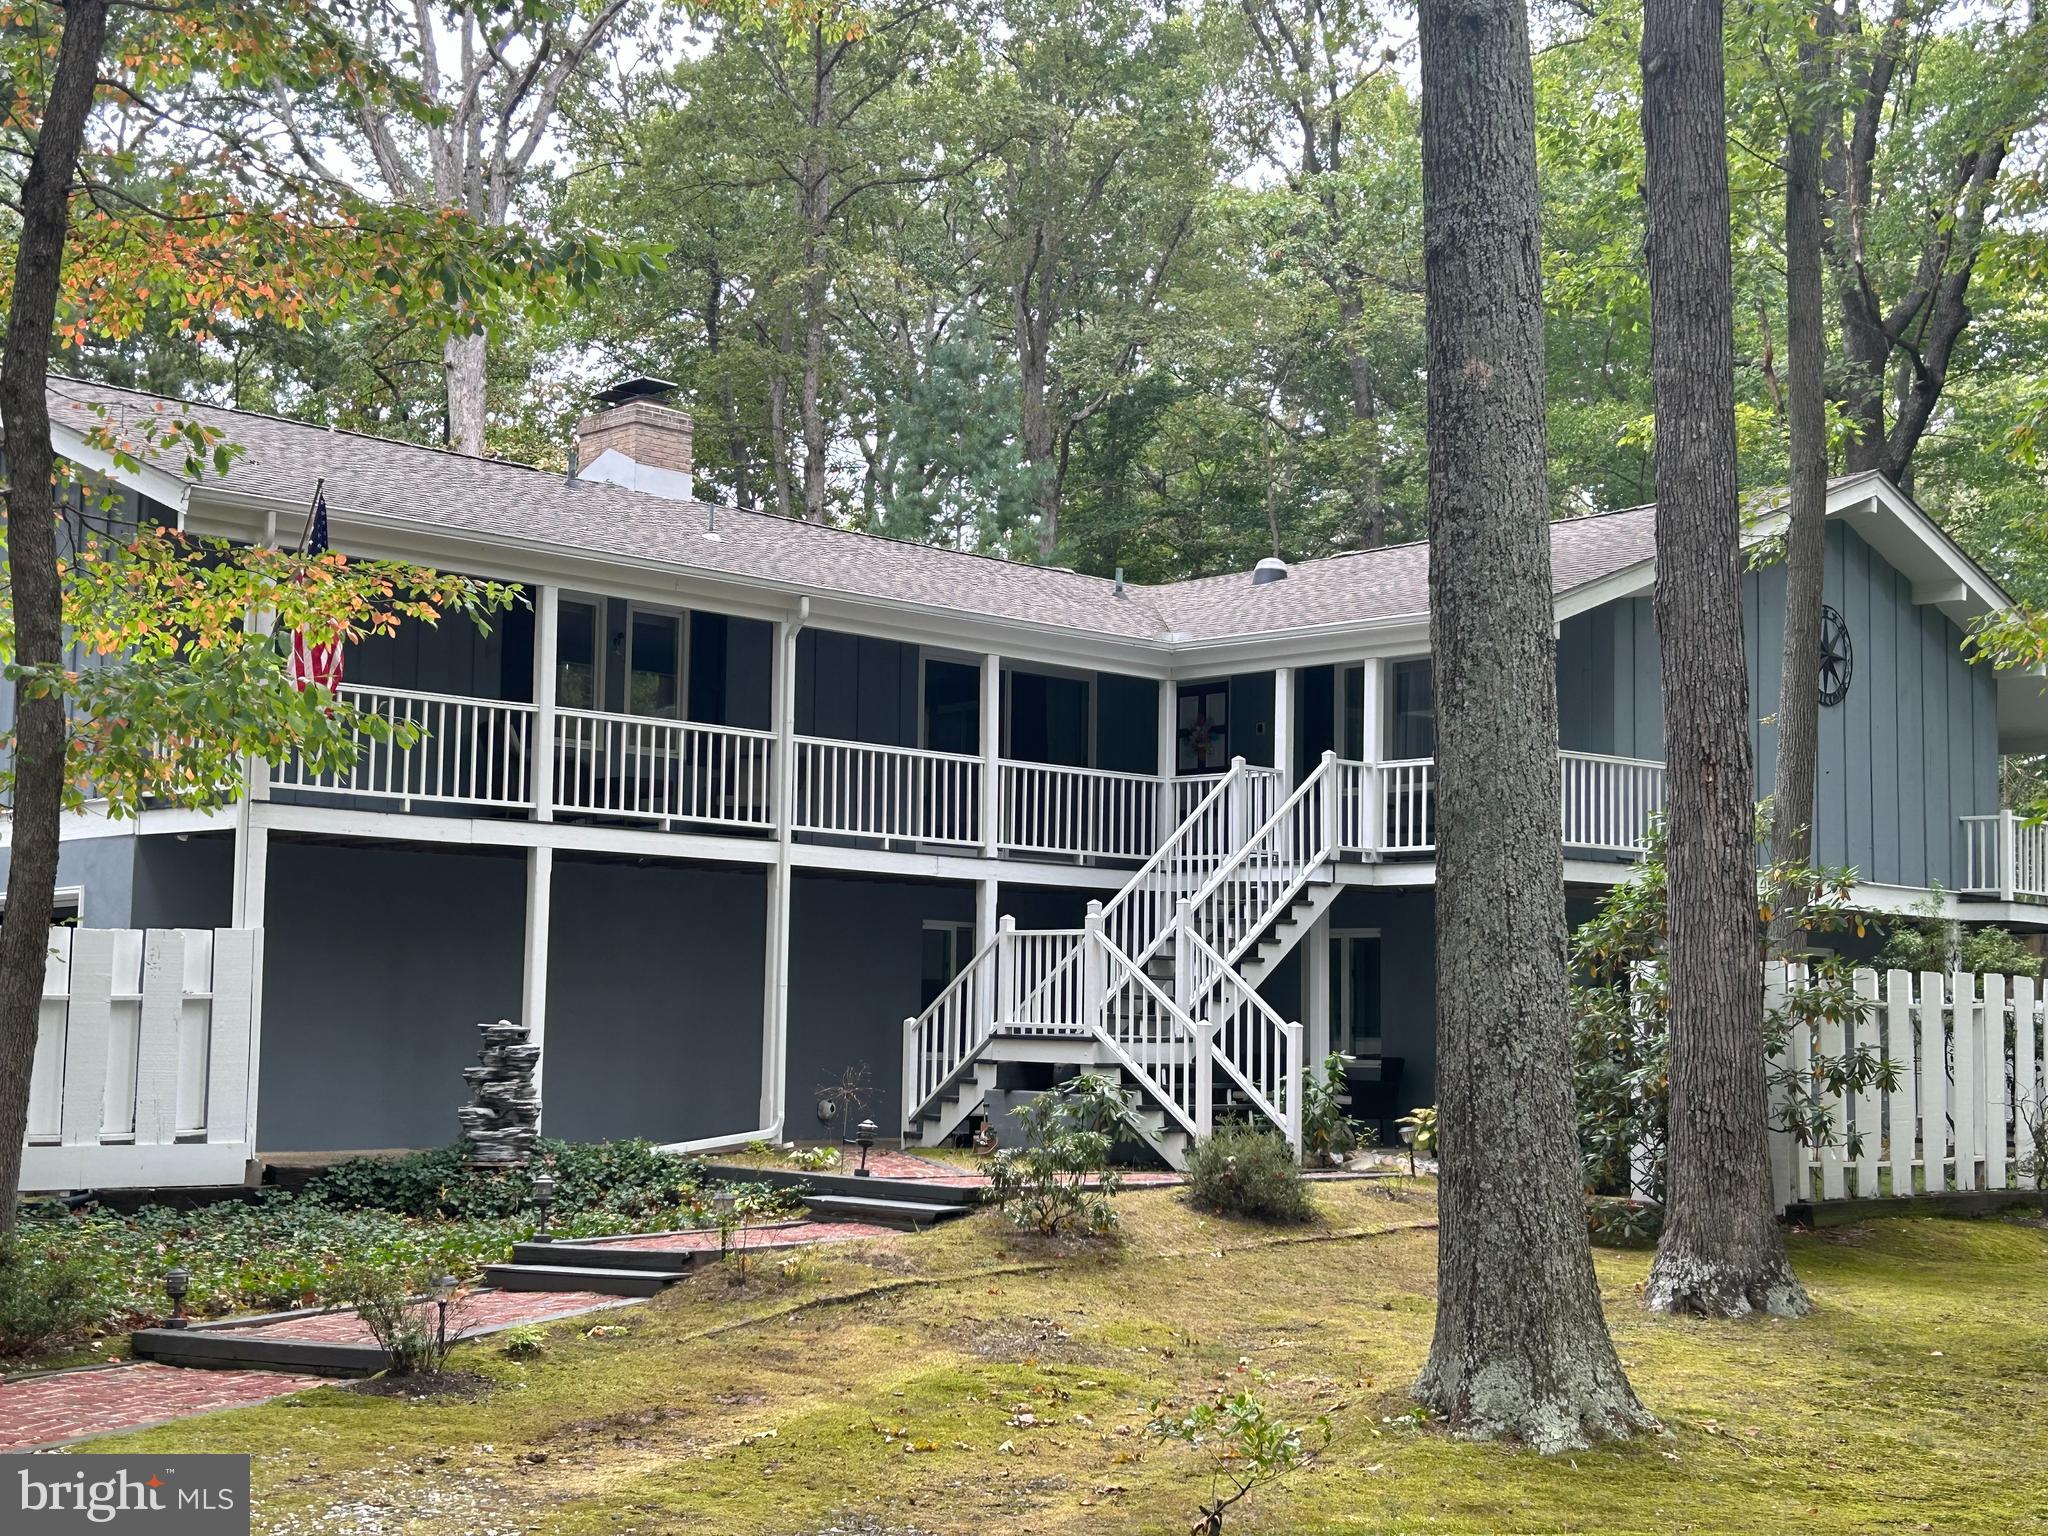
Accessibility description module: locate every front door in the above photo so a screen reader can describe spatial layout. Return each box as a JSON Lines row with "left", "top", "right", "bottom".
{"left": 1177, "top": 681, "right": 1230, "bottom": 774}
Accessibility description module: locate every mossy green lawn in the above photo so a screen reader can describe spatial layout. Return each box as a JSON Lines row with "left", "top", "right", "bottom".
{"left": 102, "top": 1181, "right": 2048, "bottom": 1534}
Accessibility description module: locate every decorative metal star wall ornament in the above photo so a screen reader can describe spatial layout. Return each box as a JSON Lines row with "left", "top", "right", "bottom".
{"left": 1818, "top": 604, "right": 1853, "bottom": 707}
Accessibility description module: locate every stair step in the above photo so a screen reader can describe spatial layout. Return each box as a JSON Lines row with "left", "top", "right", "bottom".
{"left": 805, "top": 1193, "right": 973, "bottom": 1229}
{"left": 508, "top": 1240, "right": 719, "bottom": 1272}
{"left": 482, "top": 1263, "right": 683, "bottom": 1297}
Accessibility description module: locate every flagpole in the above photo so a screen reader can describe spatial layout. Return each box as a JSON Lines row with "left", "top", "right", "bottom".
{"left": 296, "top": 478, "right": 325, "bottom": 555}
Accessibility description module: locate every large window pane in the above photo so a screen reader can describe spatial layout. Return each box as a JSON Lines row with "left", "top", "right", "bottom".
{"left": 557, "top": 601, "right": 598, "bottom": 710}
{"left": 629, "top": 611, "right": 681, "bottom": 718}
{"left": 1389, "top": 658, "right": 1434, "bottom": 759}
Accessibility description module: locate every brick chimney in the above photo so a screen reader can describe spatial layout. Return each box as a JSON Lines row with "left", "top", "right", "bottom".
{"left": 572, "top": 376, "right": 694, "bottom": 501}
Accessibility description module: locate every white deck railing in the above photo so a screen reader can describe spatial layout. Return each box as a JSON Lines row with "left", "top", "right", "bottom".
{"left": 22, "top": 927, "right": 257, "bottom": 1190}
{"left": 1559, "top": 750, "right": 1667, "bottom": 855}
{"left": 554, "top": 709, "right": 775, "bottom": 828}
{"left": 1183, "top": 926, "right": 1301, "bottom": 1149}
{"left": 272, "top": 684, "right": 536, "bottom": 810}
{"left": 1960, "top": 811, "right": 2048, "bottom": 902}
{"left": 792, "top": 737, "right": 981, "bottom": 846}
{"left": 999, "top": 761, "right": 1162, "bottom": 861}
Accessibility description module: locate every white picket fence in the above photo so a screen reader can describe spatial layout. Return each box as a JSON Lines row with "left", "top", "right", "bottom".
{"left": 1768, "top": 963, "right": 2046, "bottom": 1211}
{"left": 22, "top": 927, "right": 259, "bottom": 1191}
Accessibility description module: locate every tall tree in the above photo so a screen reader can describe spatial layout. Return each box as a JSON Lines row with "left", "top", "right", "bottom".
{"left": 1639, "top": 0, "right": 1809, "bottom": 1317}
{"left": 277, "top": 0, "right": 633, "bottom": 455}
{"left": 1767, "top": 7, "right": 1832, "bottom": 948}
{"left": 0, "top": 0, "right": 111, "bottom": 1239}
{"left": 1411, "top": 0, "right": 1652, "bottom": 1448}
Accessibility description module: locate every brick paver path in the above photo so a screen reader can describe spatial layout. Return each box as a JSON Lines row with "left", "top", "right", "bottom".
{"left": 0, "top": 1363, "right": 329, "bottom": 1452}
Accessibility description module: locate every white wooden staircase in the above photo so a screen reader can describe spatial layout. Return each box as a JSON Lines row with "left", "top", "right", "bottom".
{"left": 902, "top": 754, "right": 1354, "bottom": 1167}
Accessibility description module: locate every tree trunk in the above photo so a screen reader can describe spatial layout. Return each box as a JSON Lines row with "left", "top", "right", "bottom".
{"left": 1768, "top": 20, "right": 1831, "bottom": 953}
{"left": 443, "top": 329, "right": 487, "bottom": 456}
{"left": 798, "top": 31, "right": 834, "bottom": 524}
{"left": 1411, "top": 0, "right": 1652, "bottom": 1450}
{"left": 0, "top": 0, "right": 112, "bottom": 1236}
{"left": 1639, "top": 0, "right": 1809, "bottom": 1318}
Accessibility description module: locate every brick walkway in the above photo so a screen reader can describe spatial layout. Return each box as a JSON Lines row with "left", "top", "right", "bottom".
{"left": 0, "top": 1363, "right": 330, "bottom": 1452}
{"left": 587, "top": 1219, "right": 896, "bottom": 1252}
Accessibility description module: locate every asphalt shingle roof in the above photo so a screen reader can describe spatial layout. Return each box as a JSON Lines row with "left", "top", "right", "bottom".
{"left": 47, "top": 379, "right": 1663, "bottom": 647}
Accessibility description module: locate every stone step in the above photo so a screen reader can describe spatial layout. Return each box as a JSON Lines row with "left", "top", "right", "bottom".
{"left": 803, "top": 1193, "right": 971, "bottom": 1229}
{"left": 508, "top": 1239, "right": 715, "bottom": 1272}
{"left": 482, "top": 1263, "right": 683, "bottom": 1297}
{"left": 699, "top": 1164, "right": 983, "bottom": 1206}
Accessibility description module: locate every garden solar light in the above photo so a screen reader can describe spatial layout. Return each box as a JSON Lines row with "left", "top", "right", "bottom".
{"left": 531, "top": 1170, "right": 558, "bottom": 1242}
{"left": 855, "top": 1118, "right": 878, "bottom": 1177}
{"left": 1399, "top": 1121, "right": 1416, "bottom": 1176}
{"left": 162, "top": 1266, "right": 191, "bottom": 1330}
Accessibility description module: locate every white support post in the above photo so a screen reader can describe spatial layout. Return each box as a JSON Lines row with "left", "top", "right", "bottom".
{"left": 1226, "top": 755, "right": 1249, "bottom": 850}
{"left": 996, "top": 914, "right": 1018, "bottom": 1025}
{"left": 975, "top": 878, "right": 999, "bottom": 1032}
{"left": 1193, "top": 1021, "right": 1216, "bottom": 1139}
{"left": 1318, "top": 748, "right": 1338, "bottom": 857}
{"left": 532, "top": 584, "right": 559, "bottom": 822}
{"left": 1084, "top": 900, "right": 1107, "bottom": 1024}
{"left": 230, "top": 822, "right": 268, "bottom": 931}
{"left": 1357, "top": 661, "right": 1384, "bottom": 856}
{"left": 1305, "top": 911, "right": 1332, "bottom": 1066}
{"left": 1156, "top": 678, "right": 1178, "bottom": 847}
{"left": 2001, "top": 809, "right": 2019, "bottom": 902}
{"left": 901, "top": 1016, "right": 919, "bottom": 1138}
{"left": 981, "top": 652, "right": 1002, "bottom": 857}
{"left": 760, "top": 606, "right": 804, "bottom": 1135}
{"left": 523, "top": 845, "right": 553, "bottom": 1127}
{"left": 1273, "top": 666, "right": 1294, "bottom": 792}
{"left": 1358, "top": 658, "right": 1384, "bottom": 762}
{"left": 1283, "top": 1019, "right": 1305, "bottom": 1156}
{"left": 1174, "top": 896, "right": 1195, "bottom": 1016}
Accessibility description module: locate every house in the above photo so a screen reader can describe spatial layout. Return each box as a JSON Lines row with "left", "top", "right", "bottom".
{"left": 10, "top": 374, "right": 2045, "bottom": 1185}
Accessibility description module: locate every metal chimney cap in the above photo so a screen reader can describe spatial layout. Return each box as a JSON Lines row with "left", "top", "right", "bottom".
{"left": 593, "top": 375, "right": 681, "bottom": 407}
{"left": 1252, "top": 557, "right": 1289, "bottom": 585}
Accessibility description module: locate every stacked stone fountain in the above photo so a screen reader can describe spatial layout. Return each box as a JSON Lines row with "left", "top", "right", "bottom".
{"left": 459, "top": 1018, "right": 541, "bottom": 1167}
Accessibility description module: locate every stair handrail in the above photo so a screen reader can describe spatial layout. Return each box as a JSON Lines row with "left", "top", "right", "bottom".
{"left": 1185, "top": 752, "right": 1340, "bottom": 967}
{"left": 1090, "top": 910, "right": 1210, "bottom": 1140}
{"left": 1100, "top": 757, "right": 1281, "bottom": 967}
{"left": 900, "top": 926, "right": 1004, "bottom": 1134}
{"left": 1178, "top": 923, "right": 1303, "bottom": 1151}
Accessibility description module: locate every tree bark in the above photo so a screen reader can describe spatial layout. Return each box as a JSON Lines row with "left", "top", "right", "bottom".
{"left": 1411, "top": 0, "right": 1652, "bottom": 1450}
{"left": 1639, "top": 0, "right": 1809, "bottom": 1318}
{"left": 1768, "top": 18, "right": 1831, "bottom": 952}
{"left": 0, "top": 0, "right": 111, "bottom": 1236}
{"left": 443, "top": 330, "right": 488, "bottom": 456}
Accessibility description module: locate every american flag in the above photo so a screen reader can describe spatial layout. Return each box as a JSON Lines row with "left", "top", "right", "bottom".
{"left": 288, "top": 484, "right": 346, "bottom": 693}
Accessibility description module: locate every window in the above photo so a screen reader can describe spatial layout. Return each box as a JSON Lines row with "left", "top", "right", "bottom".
{"left": 1178, "top": 681, "right": 1230, "bottom": 773}
{"left": 627, "top": 609, "right": 683, "bottom": 718}
{"left": 1340, "top": 664, "right": 1368, "bottom": 759}
{"left": 1005, "top": 669, "right": 1090, "bottom": 766}
{"left": 557, "top": 600, "right": 600, "bottom": 710}
{"left": 922, "top": 658, "right": 980, "bottom": 755}
{"left": 1389, "top": 658, "right": 1434, "bottom": 760}
{"left": 920, "top": 920, "right": 975, "bottom": 1011}
{"left": 1329, "top": 930, "right": 1382, "bottom": 1057}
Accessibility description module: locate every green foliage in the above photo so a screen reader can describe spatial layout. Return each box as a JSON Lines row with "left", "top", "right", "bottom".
{"left": 1299, "top": 1054, "right": 1368, "bottom": 1166}
{"left": 1148, "top": 1378, "right": 1332, "bottom": 1534}
{"left": 1184, "top": 1124, "right": 1314, "bottom": 1225}
{"left": 329, "top": 1259, "right": 460, "bottom": 1376}
{"left": 498, "top": 1324, "right": 547, "bottom": 1360}
{"left": 1584, "top": 1196, "right": 1663, "bottom": 1250}
{"left": 307, "top": 1140, "right": 706, "bottom": 1227}
{"left": 712, "top": 1181, "right": 807, "bottom": 1279}
{"left": 785, "top": 1146, "right": 842, "bottom": 1172}
{"left": 0, "top": 1237, "right": 102, "bottom": 1359}
{"left": 984, "top": 1075, "right": 1153, "bottom": 1236}
{"left": 1395, "top": 1105, "right": 1436, "bottom": 1161}
{"left": 1573, "top": 819, "right": 1898, "bottom": 1203}
{"left": 1874, "top": 889, "right": 2043, "bottom": 979}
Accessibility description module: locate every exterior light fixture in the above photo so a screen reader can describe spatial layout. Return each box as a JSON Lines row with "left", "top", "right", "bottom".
{"left": 1399, "top": 1122, "right": 1416, "bottom": 1177}
{"left": 711, "top": 1189, "right": 738, "bottom": 1258}
{"left": 162, "top": 1267, "right": 191, "bottom": 1330}
{"left": 854, "top": 1119, "right": 878, "bottom": 1178}
{"left": 531, "top": 1171, "right": 557, "bottom": 1243}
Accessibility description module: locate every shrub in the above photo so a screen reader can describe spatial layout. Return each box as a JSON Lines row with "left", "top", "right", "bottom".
{"left": 1148, "top": 1380, "right": 1332, "bottom": 1534}
{"left": 1585, "top": 1196, "right": 1662, "bottom": 1248}
{"left": 985, "top": 1074, "right": 1152, "bottom": 1236}
{"left": 1300, "top": 1055, "right": 1368, "bottom": 1167}
{"left": 0, "top": 1239, "right": 102, "bottom": 1358}
{"left": 331, "top": 1260, "right": 466, "bottom": 1375}
{"left": 1185, "top": 1125, "right": 1314, "bottom": 1224}
{"left": 786, "top": 1145, "right": 841, "bottom": 1172}
{"left": 498, "top": 1324, "right": 546, "bottom": 1360}
{"left": 1396, "top": 1105, "right": 1437, "bottom": 1161}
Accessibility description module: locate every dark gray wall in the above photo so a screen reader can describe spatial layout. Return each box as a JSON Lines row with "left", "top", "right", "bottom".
{"left": 1325, "top": 887, "right": 1438, "bottom": 1108}
{"left": 1557, "top": 521, "right": 2000, "bottom": 888}
{"left": 1095, "top": 673, "right": 1160, "bottom": 775}
{"left": 349, "top": 595, "right": 531, "bottom": 701}
{"left": 130, "top": 834, "right": 235, "bottom": 929}
{"left": 785, "top": 872, "right": 974, "bottom": 1135}
{"left": 259, "top": 841, "right": 526, "bottom": 1152}
{"left": 544, "top": 857, "right": 766, "bottom": 1142}
{"left": 796, "top": 629, "right": 919, "bottom": 746}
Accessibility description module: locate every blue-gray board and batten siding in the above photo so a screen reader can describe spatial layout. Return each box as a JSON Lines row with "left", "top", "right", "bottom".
{"left": 1557, "top": 519, "right": 1999, "bottom": 891}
